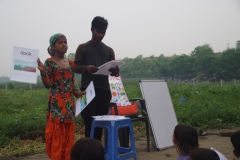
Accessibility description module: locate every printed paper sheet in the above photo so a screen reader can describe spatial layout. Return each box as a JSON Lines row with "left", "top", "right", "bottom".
{"left": 75, "top": 81, "right": 95, "bottom": 116}
{"left": 10, "top": 46, "right": 38, "bottom": 84}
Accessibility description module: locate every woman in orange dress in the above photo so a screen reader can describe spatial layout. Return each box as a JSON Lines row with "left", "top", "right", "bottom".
{"left": 37, "top": 33, "right": 85, "bottom": 160}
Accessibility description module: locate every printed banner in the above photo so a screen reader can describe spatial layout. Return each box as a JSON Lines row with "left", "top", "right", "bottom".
{"left": 109, "top": 75, "right": 131, "bottom": 106}
{"left": 10, "top": 46, "right": 38, "bottom": 84}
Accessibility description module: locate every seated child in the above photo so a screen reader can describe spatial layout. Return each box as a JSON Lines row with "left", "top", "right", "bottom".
{"left": 231, "top": 130, "right": 240, "bottom": 159}
{"left": 172, "top": 124, "right": 199, "bottom": 160}
{"left": 70, "top": 137, "right": 104, "bottom": 160}
{"left": 189, "top": 148, "right": 220, "bottom": 160}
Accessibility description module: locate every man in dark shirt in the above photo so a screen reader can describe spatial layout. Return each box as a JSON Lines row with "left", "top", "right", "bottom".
{"left": 74, "top": 16, "right": 119, "bottom": 140}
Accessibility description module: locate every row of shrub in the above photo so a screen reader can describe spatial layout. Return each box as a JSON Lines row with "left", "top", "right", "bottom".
{"left": 0, "top": 80, "right": 240, "bottom": 147}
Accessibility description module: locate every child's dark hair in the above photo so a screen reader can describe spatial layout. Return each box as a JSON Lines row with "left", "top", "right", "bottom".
{"left": 231, "top": 130, "right": 240, "bottom": 156}
{"left": 173, "top": 124, "right": 199, "bottom": 153}
{"left": 190, "top": 148, "right": 220, "bottom": 160}
{"left": 70, "top": 137, "right": 104, "bottom": 160}
{"left": 91, "top": 16, "right": 108, "bottom": 31}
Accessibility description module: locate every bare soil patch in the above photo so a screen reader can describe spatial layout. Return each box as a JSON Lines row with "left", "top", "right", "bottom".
{"left": 8, "top": 128, "right": 240, "bottom": 160}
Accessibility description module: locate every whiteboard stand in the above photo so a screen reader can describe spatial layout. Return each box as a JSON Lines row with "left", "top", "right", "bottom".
{"left": 139, "top": 80, "right": 178, "bottom": 150}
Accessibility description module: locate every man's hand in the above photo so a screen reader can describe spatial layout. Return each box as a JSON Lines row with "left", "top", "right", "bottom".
{"left": 109, "top": 66, "right": 119, "bottom": 76}
{"left": 85, "top": 65, "right": 98, "bottom": 73}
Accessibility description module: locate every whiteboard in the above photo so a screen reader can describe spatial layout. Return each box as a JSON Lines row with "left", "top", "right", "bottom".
{"left": 139, "top": 80, "right": 178, "bottom": 150}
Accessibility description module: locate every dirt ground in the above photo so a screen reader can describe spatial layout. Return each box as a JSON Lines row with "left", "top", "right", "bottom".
{"left": 15, "top": 128, "right": 238, "bottom": 160}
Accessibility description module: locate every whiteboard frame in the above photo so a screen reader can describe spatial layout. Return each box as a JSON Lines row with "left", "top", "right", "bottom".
{"left": 139, "top": 80, "right": 178, "bottom": 150}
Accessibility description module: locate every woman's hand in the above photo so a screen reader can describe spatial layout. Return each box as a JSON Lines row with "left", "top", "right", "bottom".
{"left": 37, "top": 58, "right": 44, "bottom": 72}
{"left": 77, "top": 91, "right": 86, "bottom": 98}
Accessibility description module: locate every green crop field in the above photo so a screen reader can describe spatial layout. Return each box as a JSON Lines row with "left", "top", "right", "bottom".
{"left": 0, "top": 80, "right": 240, "bottom": 158}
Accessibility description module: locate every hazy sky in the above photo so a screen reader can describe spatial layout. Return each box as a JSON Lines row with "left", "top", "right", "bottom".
{"left": 0, "top": 0, "right": 240, "bottom": 77}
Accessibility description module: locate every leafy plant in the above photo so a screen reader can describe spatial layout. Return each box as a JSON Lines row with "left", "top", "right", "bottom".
{"left": 1, "top": 81, "right": 240, "bottom": 157}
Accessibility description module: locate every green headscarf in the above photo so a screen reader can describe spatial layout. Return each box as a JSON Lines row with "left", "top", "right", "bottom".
{"left": 47, "top": 33, "right": 65, "bottom": 56}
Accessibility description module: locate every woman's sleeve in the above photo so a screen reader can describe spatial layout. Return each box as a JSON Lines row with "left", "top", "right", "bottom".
{"left": 40, "top": 60, "right": 53, "bottom": 89}
{"left": 70, "top": 60, "right": 79, "bottom": 97}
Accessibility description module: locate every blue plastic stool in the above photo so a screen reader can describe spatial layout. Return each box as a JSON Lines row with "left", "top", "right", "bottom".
{"left": 90, "top": 117, "right": 137, "bottom": 160}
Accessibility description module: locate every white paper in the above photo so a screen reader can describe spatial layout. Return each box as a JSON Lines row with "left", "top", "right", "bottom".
{"left": 93, "top": 115, "right": 128, "bottom": 121}
{"left": 93, "top": 60, "right": 125, "bottom": 75}
{"left": 75, "top": 81, "right": 95, "bottom": 116}
{"left": 10, "top": 46, "right": 38, "bottom": 84}
{"left": 211, "top": 147, "right": 228, "bottom": 160}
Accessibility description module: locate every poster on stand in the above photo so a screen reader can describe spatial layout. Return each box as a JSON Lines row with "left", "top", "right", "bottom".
{"left": 10, "top": 46, "right": 38, "bottom": 84}
{"left": 109, "top": 75, "right": 131, "bottom": 106}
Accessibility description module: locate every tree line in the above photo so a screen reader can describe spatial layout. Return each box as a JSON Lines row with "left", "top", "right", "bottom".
{"left": 119, "top": 43, "right": 240, "bottom": 81}
{"left": 67, "top": 42, "right": 240, "bottom": 81}
{"left": 0, "top": 42, "right": 239, "bottom": 84}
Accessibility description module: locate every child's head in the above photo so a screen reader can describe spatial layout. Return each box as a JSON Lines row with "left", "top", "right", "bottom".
{"left": 70, "top": 137, "right": 104, "bottom": 160}
{"left": 231, "top": 130, "right": 240, "bottom": 158}
{"left": 47, "top": 33, "right": 67, "bottom": 56}
{"left": 189, "top": 148, "right": 220, "bottom": 160}
{"left": 173, "top": 124, "right": 199, "bottom": 154}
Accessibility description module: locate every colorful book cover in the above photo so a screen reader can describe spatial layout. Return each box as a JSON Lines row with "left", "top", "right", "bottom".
{"left": 109, "top": 75, "right": 131, "bottom": 106}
